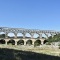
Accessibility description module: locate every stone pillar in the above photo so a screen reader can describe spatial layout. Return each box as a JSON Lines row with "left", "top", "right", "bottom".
{"left": 15, "top": 41, "right": 17, "bottom": 45}
{"left": 32, "top": 41, "right": 34, "bottom": 47}
{"left": 5, "top": 33, "right": 8, "bottom": 38}
{"left": 30, "top": 33, "right": 34, "bottom": 39}
{"left": 14, "top": 33, "right": 17, "bottom": 38}
{"left": 45, "top": 33, "right": 48, "bottom": 39}
{"left": 32, "top": 41, "right": 34, "bottom": 45}
{"left": 41, "top": 41, "right": 44, "bottom": 45}
{"left": 5, "top": 41, "right": 7, "bottom": 45}
{"left": 23, "top": 34, "right": 25, "bottom": 38}
{"left": 39, "top": 33, "right": 42, "bottom": 38}
{"left": 24, "top": 41, "right": 26, "bottom": 45}
{"left": 23, "top": 33, "right": 25, "bottom": 38}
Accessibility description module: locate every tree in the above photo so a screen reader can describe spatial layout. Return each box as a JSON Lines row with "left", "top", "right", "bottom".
{"left": 46, "top": 34, "right": 60, "bottom": 43}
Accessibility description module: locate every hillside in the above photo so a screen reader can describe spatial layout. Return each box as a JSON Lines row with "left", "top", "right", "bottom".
{"left": 0, "top": 48, "right": 60, "bottom": 60}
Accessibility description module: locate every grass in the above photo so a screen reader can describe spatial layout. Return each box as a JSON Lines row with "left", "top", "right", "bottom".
{"left": 0, "top": 48, "right": 60, "bottom": 60}
{"left": 0, "top": 44, "right": 60, "bottom": 56}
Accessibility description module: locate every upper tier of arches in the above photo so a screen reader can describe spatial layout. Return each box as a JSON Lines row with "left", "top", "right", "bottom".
{"left": 0, "top": 27, "right": 59, "bottom": 34}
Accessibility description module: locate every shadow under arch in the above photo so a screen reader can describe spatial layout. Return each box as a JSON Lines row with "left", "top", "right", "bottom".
{"left": 7, "top": 39, "right": 15, "bottom": 45}
{"left": 17, "top": 40, "right": 24, "bottom": 45}
{"left": 43, "top": 40, "right": 48, "bottom": 44}
{"left": 34, "top": 40, "right": 41, "bottom": 47}
{"left": 0, "top": 39, "right": 5, "bottom": 44}
{"left": 26, "top": 40, "right": 32, "bottom": 45}
{"left": 0, "top": 32, "right": 5, "bottom": 38}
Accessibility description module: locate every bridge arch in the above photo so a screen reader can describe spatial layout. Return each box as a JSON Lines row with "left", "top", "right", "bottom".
{"left": 17, "top": 40, "right": 24, "bottom": 45}
{"left": 42, "top": 33, "right": 47, "bottom": 38}
{"left": 26, "top": 40, "right": 32, "bottom": 45}
{"left": 7, "top": 32, "right": 15, "bottom": 38}
{"left": 17, "top": 33, "right": 23, "bottom": 38}
{"left": 25, "top": 33, "right": 31, "bottom": 38}
{"left": 33, "top": 33, "right": 39, "bottom": 38}
{"left": 34, "top": 40, "right": 41, "bottom": 46}
{"left": 7, "top": 39, "right": 15, "bottom": 45}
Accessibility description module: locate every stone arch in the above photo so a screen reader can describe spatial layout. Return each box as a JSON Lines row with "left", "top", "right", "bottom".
{"left": 34, "top": 40, "right": 41, "bottom": 46}
{"left": 0, "top": 32, "right": 5, "bottom": 38}
{"left": 48, "top": 33, "right": 51, "bottom": 37}
{"left": 42, "top": 33, "right": 47, "bottom": 38}
{"left": 43, "top": 40, "right": 48, "bottom": 44}
{"left": 7, "top": 39, "right": 15, "bottom": 45}
{"left": 17, "top": 33, "right": 23, "bottom": 38}
{"left": 7, "top": 32, "right": 15, "bottom": 38}
{"left": 33, "top": 33, "right": 39, "bottom": 38}
{"left": 0, "top": 32, "right": 5, "bottom": 34}
{"left": 25, "top": 33, "right": 31, "bottom": 38}
{"left": 17, "top": 40, "right": 24, "bottom": 45}
{"left": 26, "top": 40, "right": 32, "bottom": 45}
{"left": 0, "top": 39, "right": 5, "bottom": 44}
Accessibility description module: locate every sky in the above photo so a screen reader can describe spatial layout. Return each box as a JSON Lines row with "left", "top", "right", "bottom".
{"left": 0, "top": 0, "right": 60, "bottom": 31}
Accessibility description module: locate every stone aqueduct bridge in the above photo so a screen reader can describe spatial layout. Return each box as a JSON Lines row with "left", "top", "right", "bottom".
{"left": 0, "top": 27, "right": 60, "bottom": 46}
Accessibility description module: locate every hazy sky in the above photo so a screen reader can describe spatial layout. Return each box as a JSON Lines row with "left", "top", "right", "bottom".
{"left": 0, "top": 0, "right": 60, "bottom": 31}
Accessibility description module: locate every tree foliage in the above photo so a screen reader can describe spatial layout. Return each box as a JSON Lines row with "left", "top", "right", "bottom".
{"left": 47, "top": 34, "right": 60, "bottom": 43}
{"left": 0, "top": 34, "right": 5, "bottom": 38}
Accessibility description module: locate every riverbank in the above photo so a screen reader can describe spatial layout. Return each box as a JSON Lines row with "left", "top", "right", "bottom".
{"left": 0, "top": 44, "right": 60, "bottom": 56}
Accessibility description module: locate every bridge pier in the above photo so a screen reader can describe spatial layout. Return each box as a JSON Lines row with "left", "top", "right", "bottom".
{"left": 5, "top": 41, "right": 7, "bottom": 45}
{"left": 32, "top": 41, "right": 34, "bottom": 45}
{"left": 14, "top": 33, "right": 17, "bottom": 38}
{"left": 24, "top": 41, "right": 26, "bottom": 45}
{"left": 39, "top": 33, "right": 42, "bottom": 38}
{"left": 30, "top": 33, "right": 34, "bottom": 39}
{"left": 41, "top": 41, "right": 44, "bottom": 45}
{"left": 15, "top": 41, "right": 17, "bottom": 45}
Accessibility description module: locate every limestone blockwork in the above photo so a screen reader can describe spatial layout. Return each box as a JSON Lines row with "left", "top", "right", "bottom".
{"left": 0, "top": 27, "right": 59, "bottom": 46}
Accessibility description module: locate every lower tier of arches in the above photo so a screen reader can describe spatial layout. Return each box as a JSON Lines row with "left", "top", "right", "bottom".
{"left": 0, "top": 39, "right": 47, "bottom": 46}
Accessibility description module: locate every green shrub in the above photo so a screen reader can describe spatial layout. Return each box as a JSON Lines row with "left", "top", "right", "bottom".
{"left": 45, "top": 42, "right": 51, "bottom": 45}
